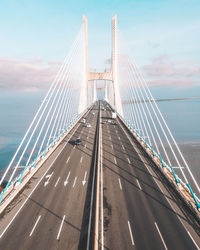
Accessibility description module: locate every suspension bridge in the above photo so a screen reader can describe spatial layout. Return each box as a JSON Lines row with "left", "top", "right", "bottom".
{"left": 0, "top": 15, "right": 199, "bottom": 250}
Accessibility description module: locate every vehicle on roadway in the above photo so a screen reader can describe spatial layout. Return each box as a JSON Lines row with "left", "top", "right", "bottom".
{"left": 75, "top": 137, "right": 82, "bottom": 145}
{"left": 81, "top": 118, "right": 86, "bottom": 123}
{"left": 86, "top": 123, "right": 91, "bottom": 128}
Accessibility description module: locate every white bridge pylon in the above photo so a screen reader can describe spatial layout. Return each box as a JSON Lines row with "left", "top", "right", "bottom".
{"left": 78, "top": 15, "right": 123, "bottom": 116}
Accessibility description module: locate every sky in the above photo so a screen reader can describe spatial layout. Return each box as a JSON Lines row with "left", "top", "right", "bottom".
{"left": 0, "top": 0, "right": 200, "bottom": 94}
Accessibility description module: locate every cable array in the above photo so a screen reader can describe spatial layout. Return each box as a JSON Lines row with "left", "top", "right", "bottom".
{"left": 117, "top": 30, "right": 200, "bottom": 209}
{"left": 0, "top": 25, "right": 89, "bottom": 202}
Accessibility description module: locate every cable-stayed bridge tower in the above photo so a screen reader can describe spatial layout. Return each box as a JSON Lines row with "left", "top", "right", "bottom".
{"left": 79, "top": 15, "right": 123, "bottom": 115}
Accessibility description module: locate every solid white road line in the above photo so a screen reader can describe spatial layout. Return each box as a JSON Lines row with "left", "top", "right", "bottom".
{"left": 127, "top": 158, "right": 131, "bottom": 164}
{"left": 128, "top": 221, "right": 134, "bottom": 246}
{"left": 80, "top": 156, "right": 83, "bottom": 163}
{"left": 54, "top": 177, "right": 60, "bottom": 187}
{"left": 73, "top": 177, "right": 77, "bottom": 188}
{"left": 187, "top": 231, "right": 200, "bottom": 250}
{"left": 137, "top": 179, "right": 142, "bottom": 190}
{"left": 118, "top": 178, "right": 122, "bottom": 190}
{"left": 114, "top": 157, "right": 117, "bottom": 165}
{"left": 154, "top": 222, "right": 168, "bottom": 250}
{"left": 29, "top": 215, "right": 41, "bottom": 236}
{"left": 66, "top": 156, "right": 70, "bottom": 164}
{"left": 64, "top": 171, "right": 71, "bottom": 186}
{"left": 57, "top": 215, "right": 66, "bottom": 240}
{"left": 0, "top": 117, "right": 81, "bottom": 239}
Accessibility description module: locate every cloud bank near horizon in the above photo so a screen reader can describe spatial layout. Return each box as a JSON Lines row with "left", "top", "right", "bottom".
{"left": 143, "top": 55, "right": 200, "bottom": 87}
{"left": 0, "top": 57, "right": 60, "bottom": 91}
{"left": 0, "top": 54, "right": 200, "bottom": 92}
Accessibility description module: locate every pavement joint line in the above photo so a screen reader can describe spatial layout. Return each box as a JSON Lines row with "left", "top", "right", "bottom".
{"left": 187, "top": 231, "right": 200, "bottom": 250}
{"left": 0, "top": 122, "right": 80, "bottom": 239}
{"left": 73, "top": 177, "right": 77, "bottom": 188}
{"left": 118, "top": 178, "right": 122, "bottom": 190}
{"left": 29, "top": 215, "right": 41, "bottom": 237}
{"left": 57, "top": 215, "right": 66, "bottom": 240}
{"left": 127, "top": 221, "right": 134, "bottom": 246}
{"left": 154, "top": 222, "right": 168, "bottom": 250}
{"left": 54, "top": 177, "right": 60, "bottom": 187}
{"left": 137, "top": 179, "right": 142, "bottom": 190}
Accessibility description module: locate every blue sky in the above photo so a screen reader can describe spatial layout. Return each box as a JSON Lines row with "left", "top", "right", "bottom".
{"left": 0, "top": 0, "right": 200, "bottom": 92}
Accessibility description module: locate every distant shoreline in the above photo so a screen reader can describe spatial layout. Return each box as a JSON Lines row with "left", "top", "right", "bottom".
{"left": 123, "top": 97, "right": 200, "bottom": 104}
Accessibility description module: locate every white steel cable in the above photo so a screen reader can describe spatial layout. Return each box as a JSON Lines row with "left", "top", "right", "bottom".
{"left": 5, "top": 28, "right": 83, "bottom": 185}
{"left": 26, "top": 38, "right": 80, "bottom": 166}
{"left": 0, "top": 43, "right": 72, "bottom": 186}
{"left": 39, "top": 37, "right": 81, "bottom": 154}
{"left": 47, "top": 36, "right": 81, "bottom": 146}
{"left": 132, "top": 60, "right": 200, "bottom": 190}
{"left": 127, "top": 62, "right": 152, "bottom": 146}
{"left": 130, "top": 61, "right": 172, "bottom": 165}
{"left": 126, "top": 62, "right": 150, "bottom": 144}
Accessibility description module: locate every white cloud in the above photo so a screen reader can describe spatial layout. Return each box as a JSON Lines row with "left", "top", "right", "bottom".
{"left": 142, "top": 55, "right": 200, "bottom": 86}
{"left": 0, "top": 57, "right": 61, "bottom": 91}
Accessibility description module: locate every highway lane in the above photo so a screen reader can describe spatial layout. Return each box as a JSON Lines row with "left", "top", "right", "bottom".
{"left": 100, "top": 101, "right": 200, "bottom": 250}
{"left": 0, "top": 102, "right": 99, "bottom": 250}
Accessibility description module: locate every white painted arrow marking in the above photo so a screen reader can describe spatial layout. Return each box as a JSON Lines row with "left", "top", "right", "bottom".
{"left": 82, "top": 171, "right": 87, "bottom": 186}
{"left": 64, "top": 171, "right": 71, "bottom": 186}
{"left": 44, "top": 172, "right": 54, "bottom": 186}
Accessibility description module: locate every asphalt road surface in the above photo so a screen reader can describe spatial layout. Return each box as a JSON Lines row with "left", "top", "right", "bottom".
{"left": 0, "top": 102, "right": 99, "bottom": 250}
{"left": 0, "top": 100, "right": 199, "bottom": 250}
{"left": 100, "top": 100, "right": 200, "bottom": 250}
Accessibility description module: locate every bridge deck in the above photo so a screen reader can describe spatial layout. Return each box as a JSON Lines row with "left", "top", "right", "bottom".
{"left": 101, "top": 101, "right": 200, "bottom": 249}
{"left": 0, "top": 101, "right": 199, "bottom": 250}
